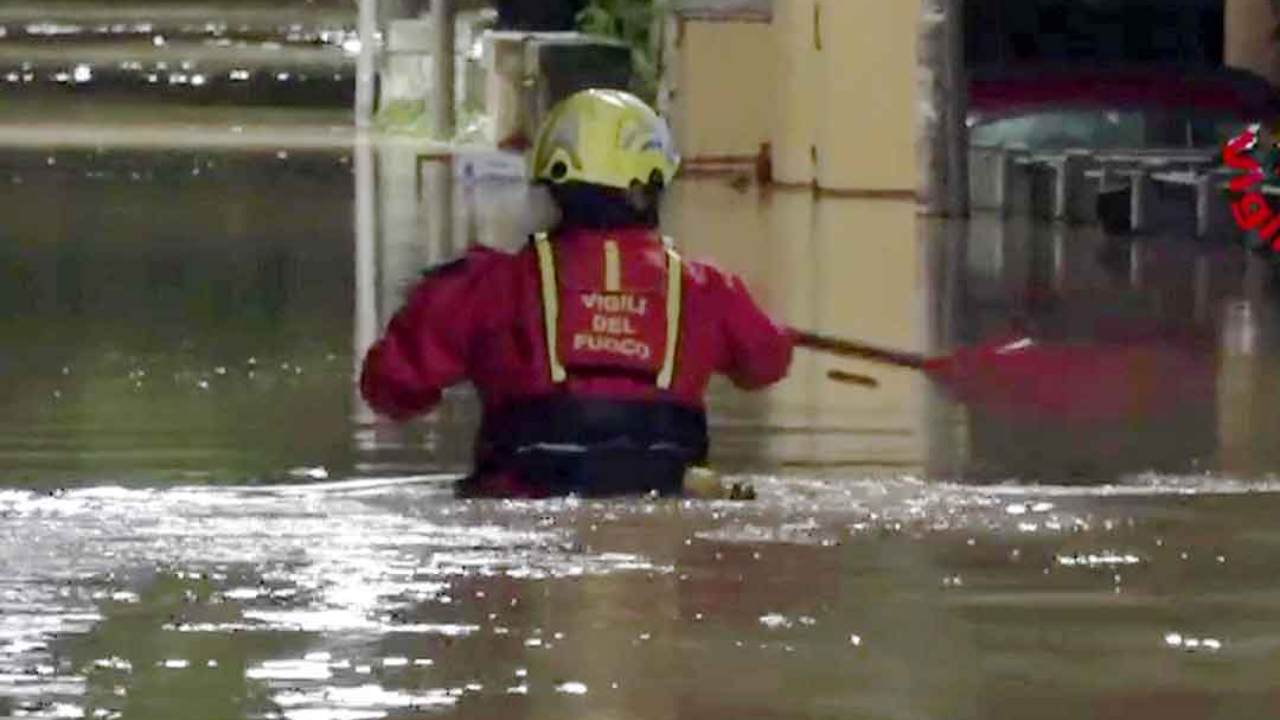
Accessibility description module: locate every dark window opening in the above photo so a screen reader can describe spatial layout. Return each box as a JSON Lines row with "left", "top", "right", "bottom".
{"left": 966, "top": 0, "right": 1225, "bottom": 69}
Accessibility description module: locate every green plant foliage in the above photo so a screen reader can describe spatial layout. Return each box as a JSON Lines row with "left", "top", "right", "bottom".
{"left": 576, "top": 0, "right": 665, "bottom": 102}
{"left": 375, "top": 98, "right": 433, "bottom": 136}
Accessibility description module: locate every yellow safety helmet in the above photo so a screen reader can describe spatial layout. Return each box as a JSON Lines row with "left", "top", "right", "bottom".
{"left": 530, "top": 88, "right": 681, "bottom": 190}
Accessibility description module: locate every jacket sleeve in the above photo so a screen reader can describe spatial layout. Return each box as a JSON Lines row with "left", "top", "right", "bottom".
{"left": 359, "top": 253, "right": 492, "bottom": 421}
{"left": 715, "top": 271, "right": 794, "bottom": 390}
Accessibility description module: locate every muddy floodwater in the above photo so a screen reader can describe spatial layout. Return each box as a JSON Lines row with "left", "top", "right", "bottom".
{"left": 7, "top": 23, "right": 1280, "bottom": 720}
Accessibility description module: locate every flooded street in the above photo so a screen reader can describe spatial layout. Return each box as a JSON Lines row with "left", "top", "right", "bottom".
{"left": 6, "top": 12, "right": 1280, "bottom": 718}
{"left": 7, "top": 476, "right": 1280, "bottom": 719}
{"left": 5, "top": 140, "right": 1280, "bottom": 720}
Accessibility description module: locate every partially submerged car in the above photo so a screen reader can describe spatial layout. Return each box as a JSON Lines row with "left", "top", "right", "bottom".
{"left": 970, "top": 65, "right": 1276, "bottom": 150}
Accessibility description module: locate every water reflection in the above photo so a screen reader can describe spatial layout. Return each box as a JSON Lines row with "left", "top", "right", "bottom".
{"left": 12, "top": 474, "right": 1280, "bottom": 718}
{"left": 0, "top": 148, "right": 362, "bottom": 486}
{"left": 8, "top": 117, "right": 1280, "bottom": 717}
{"left": 5, "top": 141, "right": 1280, "bottom": 484}
{"left": 661, "top": 185, "right": 936, "bottom": 475}
{"left": 0, "top": 7, "right": 356, "bottom": 114}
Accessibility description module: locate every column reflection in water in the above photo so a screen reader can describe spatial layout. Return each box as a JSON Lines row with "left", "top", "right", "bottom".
{"left": 764, "top": 188, "right": 821, "bottom": 464}
{"left": 1218, "top": 297, "right": 1258, "bottom": 472}
{"left": 802, "top": 194, "right": 928, "bottom": 474}
{"left": 921, "top": 217, "right": 971, "bottom": 478}
{"left": 352, "top": 148, "right": 559, "bottom": 475}
{"left": 352, "top": 138, "right": 441, "bottom": 468}
{"left": 963, "top": 213, "right": 1033, "bottom": 339}
{"left": 1216, "top": 250, "right": 1280, "bottom": 475}
{"left": 421, "top": 156, "right": 456, "bottom": 268}
{"left": 377, "top": 144, "right": 433, "bottom": 322}
{"left": 963, "top": 217, "right": 1232, "bottom": 480}
{"left": 1193, "top": 254, "right": 1211, "bottom": 326}
{"left": 353, "top": 137, "right": 379, "bottom": 441}
{"left": 662, "top": 179, "right": 776, "bottom": 470}
{"left": 667, "top": 178, "right": 934, "bottom": 475}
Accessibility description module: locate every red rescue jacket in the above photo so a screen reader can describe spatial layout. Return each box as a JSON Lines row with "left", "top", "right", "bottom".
{"left": 360, "top": 225, "right": 792, "bottom": 434}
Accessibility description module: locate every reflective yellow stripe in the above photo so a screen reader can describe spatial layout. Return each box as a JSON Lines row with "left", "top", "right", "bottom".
{"left": 603, "top": 240, "right": 621, "bottom": 292}
{"left": 656, "top": 246, "right": 682, "bottom": 390}
{"left": 533, "top": 234, "right": 567, "bottom": 383}
{"left": 539, "top": 233, "right": 681, "bottom": 389}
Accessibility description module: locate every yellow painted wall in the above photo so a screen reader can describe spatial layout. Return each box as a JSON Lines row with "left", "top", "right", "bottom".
{"left": 771, "top": 0, "right": 818, "bottom": 184}
{"left": 668, "top": 2, "right": 921, "bottom": 192}
{"left": 814, "top": 0, "right": 920, "bottom": 193}
{"left": 1225, "top": 0, "right": 1280, "bottom": 86}
{"left": 667, "top": 17, "right": 774, "bottom": 161}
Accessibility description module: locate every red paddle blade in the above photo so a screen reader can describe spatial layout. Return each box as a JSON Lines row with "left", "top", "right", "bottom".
{"left": 922, "top": 334, "right": 1036, "bottom": 378}
{"left": 926, "top": 336, "right": 1214, "bottom": 422}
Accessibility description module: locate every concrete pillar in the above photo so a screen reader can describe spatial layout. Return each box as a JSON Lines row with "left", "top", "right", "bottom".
{"left": 432, "top": 0, "right": 456, "bottom": 138}
{"left": 813, "top": 0, "right": 920, "bottom": 195}
{"left": 356, "top": 0, "right": 379, "bottom": 128}
{"left": 1196, "top": 170, "right": 1232, "bottom": 239}
{"left": 1001, "top": 152, "right": 1032, "bottom": 216}
{"left": 969, "top": 146, "right": 1015, "bottom": 214}
{"left": 484, "top": 32, "right": 528, "bottom": 147}
{"left": 995, "top": 149, "right": 1023, "bottom": 214}
{"left": 771, "top": 0, "right": 818, "bottom": 186}
{"left": 1225, "top": 0, "right": 1280, "bottom": 86}
{"left": 380, "top": 18, "right": 433, "bottom": 130}
{"left": 1052, "top": 151, "right": 1092, "bottom": 224}
{"left": 917, "top": 0, "right": 968, "bottom": 216}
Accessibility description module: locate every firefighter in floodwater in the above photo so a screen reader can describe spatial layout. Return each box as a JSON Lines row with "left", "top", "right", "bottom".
{"left": 359, "top": 89, "right": 793, "bottom": 498}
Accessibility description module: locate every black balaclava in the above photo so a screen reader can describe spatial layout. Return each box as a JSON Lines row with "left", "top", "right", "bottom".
{"left": 550, "top": 180, "right": 662, "bottom": 231}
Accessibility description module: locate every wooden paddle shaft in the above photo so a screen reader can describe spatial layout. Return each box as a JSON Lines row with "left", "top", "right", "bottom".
{"left": 791, "top": 329, "right": 928, "bottom": 370}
